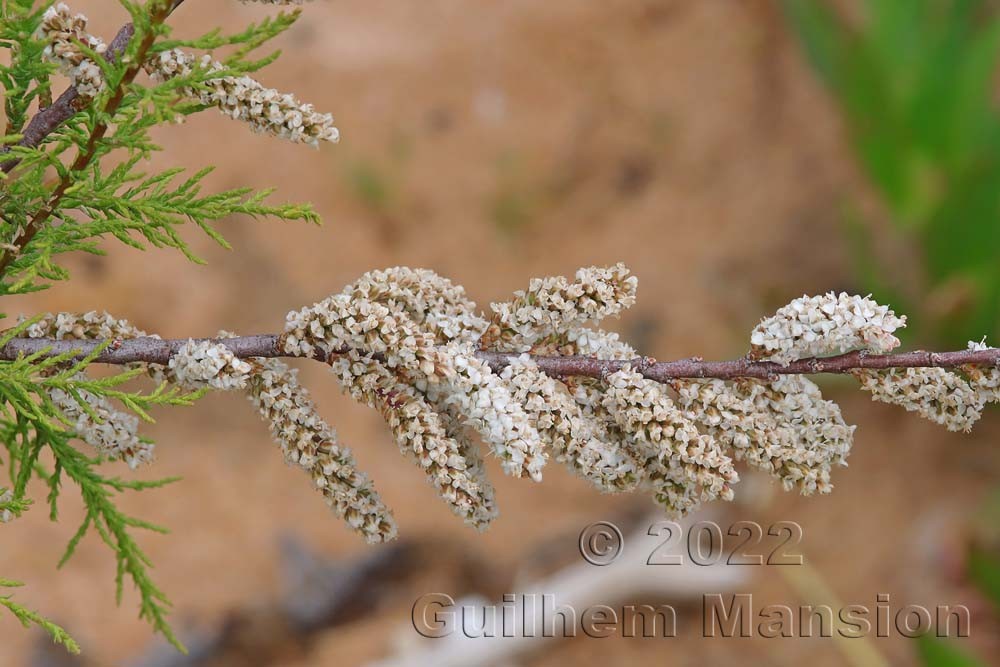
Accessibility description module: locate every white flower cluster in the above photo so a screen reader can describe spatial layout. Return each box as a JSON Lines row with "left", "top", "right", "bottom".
{"left": 749, "top": 294, "right": 1000, "bottom": 436}
{"left": 1, "top": 488, "right": 14, "bottom": 524}
{"left": 286, "top": 269, "right": 544, "bottom": 483}
{"left": 602, "top": 368, "right": 739, "bottom": 515}
{"left": 331, "top": 349, "right": 497, "bottom": 529}
{"left": 144, "top": 48, "right": 339, "bottom": 147}
{"left": 23, "top": 273, "right": 1000, "bottom": 542}
{"left": 37, "top": 3, "right": 106, "bottom": 99}
{"left": 562, "top": 327, "right": 636, "bottom": 359}
{"left": 281, "top": 265, "right": 752, "bottom": 524}
{"left": 23, "top": 309, "right": 149, "bottom": 341}
{"left": 854, "top": 367, "right": 983, "bottom": 432}
{"left": 675, "top": 376, "right": 854, "bottom": 494}
{"left": 500, "top": 356, "right": 639, "bottom": 492}
{"left": 430, "top": 342, "right": 547, "bottom": 481}
{"left": 349, "top": 266, "right": 487, "bottom": 344}
{"left": 49, "top": 376, "right": 152, "bottom": 469}
{"left": 24, "top": 312, "right": 153, "bottom": 467}
{"left": 168, "top": 339, "right": 253, "bottom": 390}
{"left": 964, "top": 339, "right": 1000, "bottom": 404}
{"left": 248, "top": 358, "right": 396, "bottom": 543}
{"left": 285, "top": 292, "right": 453, "bottom": 380}
{"left": 750, "top": 292, "right": 906, "bottom": 365}
{"left": 482, "top": 263, "right": 638, "bottom": 350}
{"left": 285, "top": 268, "right": 956, "bottom": 525}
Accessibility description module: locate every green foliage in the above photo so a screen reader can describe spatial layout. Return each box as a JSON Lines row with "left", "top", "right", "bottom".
{"left": 967, "top": 489, "right": 1000, "bottom": 612}
{"left": 50, "top": 436, "right": 184, "bottom": 648}
{"left": 915, "top": 489, "right": 1000, "bottom": 666}
{"left": 0, "top": 1, "right": 318, "bottom": 296}
{"left": 0, "top": 319, "right": 203, "bottom": 651}
{"left": 783, "top": 0, "right": 1000, "bottom": 344}
{"left": 0, "top": 486, "right": 32, "bottom": 519}
{"left": 0, "top": 579, "right": 80, "bottom": 654}
{"left": 967, "top": 546, "right": 1000, "bottom": 610}
{"left": 0, "top": 1, "right": 54, "bottom": 132}
{"left": 0, "top": 0, "right": 323, "bottom": 654}
{"left": 916, "top": 635, "right": 986, "bottom": 667}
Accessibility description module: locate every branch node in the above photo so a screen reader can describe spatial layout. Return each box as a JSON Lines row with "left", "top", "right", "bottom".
{"left": 634, "top": 356, "right": 656, "bottom": 374}
{"left": 597, "top": 363, "right": 615, "bottom": 383}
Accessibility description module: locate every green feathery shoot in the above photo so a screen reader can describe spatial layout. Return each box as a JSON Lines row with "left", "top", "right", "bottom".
{"left": 1, "top": 0, "right": 335, "bottom": 654}
{"left": 0, "top": 579, "right": 80, "bottom": 654}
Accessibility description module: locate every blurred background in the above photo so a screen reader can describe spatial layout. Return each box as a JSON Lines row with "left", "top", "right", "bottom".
{"left": 2, "top": 0, "right": 1000, "bottom": 665}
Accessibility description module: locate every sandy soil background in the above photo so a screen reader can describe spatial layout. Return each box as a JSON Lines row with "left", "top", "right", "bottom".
{"left": 2, "top": 1, "right": 999, "bottom": 665}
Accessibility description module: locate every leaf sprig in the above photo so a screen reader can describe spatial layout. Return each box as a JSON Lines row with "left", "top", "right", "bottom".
{"left": 1, "top": 0, "right": 332, "bottom": 653}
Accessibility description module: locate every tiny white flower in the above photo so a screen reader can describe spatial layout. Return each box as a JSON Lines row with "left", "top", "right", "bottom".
{"left": 751, "top": 293, "right": 906, "bottom": 365}
{"left": 168, "top": 339, "right": 252, "bottom": 390}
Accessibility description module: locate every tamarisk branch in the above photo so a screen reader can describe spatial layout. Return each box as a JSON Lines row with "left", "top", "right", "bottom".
{"left": 0, "top": 22, "right": 133, "bottom": 174}
{"left": 0, "top": 0, "right": 182, "bottom": 277}
{"left": 0, "top": 0, "right": 188, "bottom": 174}
{"left": 5, "top": 272, "right": 996, "bottom": 550}
{"left": 2, "top": 333, "right": 999, "bottom": 381}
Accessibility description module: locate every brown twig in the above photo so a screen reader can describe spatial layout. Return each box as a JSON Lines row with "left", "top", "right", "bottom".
{"left": 2, "top": 333, "right": 998, "bottom": 381}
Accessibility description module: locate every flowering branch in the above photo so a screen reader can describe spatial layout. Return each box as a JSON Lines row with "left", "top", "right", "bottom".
{"left": 2, "top": 0, "right": 990, "bottom": 655}
{"left": 0, "top": 22, "right": 132, "bottom": 174}
{"left": 7, "top": 262, "right": 1000, "bottom": 538}
{"left": 0, "top": 0, "right": 183, "bottom": 277}
{"left": 0, "top": 0, "right": 187, "bottom": 175}
{"left": 2, "top": 333, "right": 1000, "bottom": 381}
{"left": 0, "top": 3, "right": 339, "bottom": 650}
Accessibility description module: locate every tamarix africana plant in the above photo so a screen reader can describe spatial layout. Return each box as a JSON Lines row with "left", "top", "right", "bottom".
{"left": 2, "top": 0, "right": 1000, "bottom": 658}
